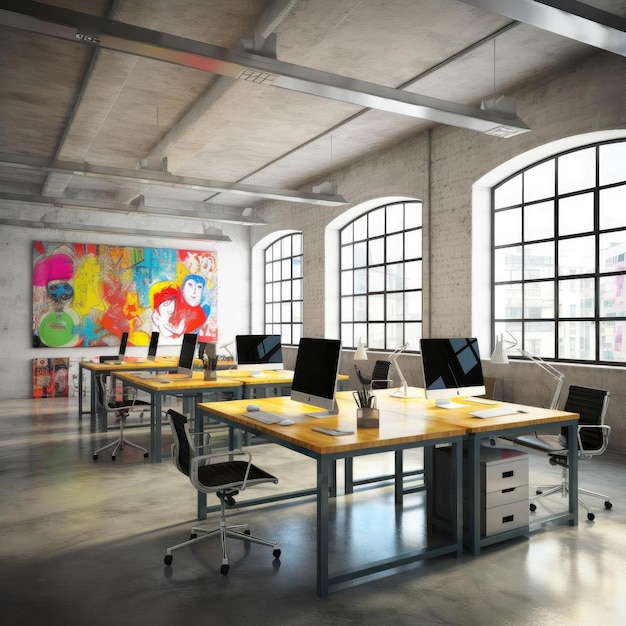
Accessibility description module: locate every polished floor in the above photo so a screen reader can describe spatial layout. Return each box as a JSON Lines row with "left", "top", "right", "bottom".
{"left": 2, "top": 397, "right": 626, "bottom": 626}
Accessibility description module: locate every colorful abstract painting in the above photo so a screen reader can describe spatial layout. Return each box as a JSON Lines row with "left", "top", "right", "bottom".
{"left": 32, "top": 242, "right": 218, "bottom": 348}
{"left": 33, "top": 357, "right": 70, "bottom": 398}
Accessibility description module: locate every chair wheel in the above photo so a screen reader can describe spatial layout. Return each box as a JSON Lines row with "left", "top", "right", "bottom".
{"left": 273, "top": 549, "right": 281, "bottom": 559}
{"left": 220, "top": 564, "right": 229, "bottom": 576}
{"left": 243, "top": 529, "right": 251, "bottom": 536}
{"left": 529, "top": 503, "right": 537, "bottom": 512}
{"left": 164, "top": 554, "right": 173, "bottom": 566}
{"left": 605, "top": 501, "right": 612, "bottom": 509}
{"left": 143, "top": 452, "right": 149, "bottom": 458}
{"left": 111, "top": 455, "right": 116, "bottom": 461}
{"left": 536, "top": 489, "right": 543, "bottom": 495}
{"left": 190, "top": 533, "right": 197, "bottom": 540}
{"left": 93, "top": 454, "right": 98, "bottom": 460}
{"left": 587, "top": 512, "right": 595, "bottom": 521}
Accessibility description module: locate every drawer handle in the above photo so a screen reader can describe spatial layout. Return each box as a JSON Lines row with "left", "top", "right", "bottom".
{"left": 502, "top": 487, "right": 516, "bottom": 493}
{"left": 502, "top": 514, "right": 515, "bottom": 524}
{"left": 502, "top": 470, "right": 514, "bottom": 478}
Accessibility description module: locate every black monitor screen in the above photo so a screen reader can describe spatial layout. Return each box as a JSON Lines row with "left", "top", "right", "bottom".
{"left": 178, "top": 333, "right": 198, "bottom": 371}
{"left": 147, "top": 332, "right": 159, "bottom": 358}
{"left": 420, "top": 338, "right": 485, "bottom": 405}
{"left": 118, "top": 331, "right": 128, "bottom": 357}
{"left": 235, "top": 335, "right": 283, "bottom": 365}
{"left": 291, "top": 337, "right": 341, "bottom": 415}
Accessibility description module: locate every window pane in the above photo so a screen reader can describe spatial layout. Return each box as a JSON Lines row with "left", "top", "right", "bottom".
{"left": 387, "top": 203, "right": 404, "bottom": 233}
{"left": 293, "top": 257, "right": 302, "bottom": 278}
{"left": 369, "top": 237, "right": 384, "bottom": 265}
{"left": 600, "top": 232, "right": 626, "bottom": 273}
{"left": 354, "top": 242, "right": 367, "bottom": 267}
{"left": 281, "top": 236, "right": 291, "bottom": 257}
{"left": 281, "top": 281, "right": 291, "bottom": 300}
{"left": 386, "top": 263, "right": 404, "bottom": 291}
{"left": 292, "top": 234, "right": 302, "bottom": 255}
{"left": 405, "top": 202, "right": 422, "bottom": 228}
{"left": 341, "top": 271, "right": 353, "bottom": 296}
{"left": 292, "top": 302, "right": 302, "bottom": 323}
{"left": 341, "top": 297, "right": 353, "bottom": 322}
{"left": 494, "top": 207, "right": 521, "bottom": 245}
{"left": 599, "top": 185, "right": 626, "bottom": 230}
{"left": 386, "top": 233, "right": 403, "bottom": 262}
{"left": 558, "top": 321, "right": 595, "bottom": 360}
{"left": 354, "top": 268, "right": 367, "bottom": 294}
{"left": 559, "top": 277, "right": 595, "bottom": 317}
{"left": 341, "top": 245, "right": 354, "bottom": 270}
{"left": 369, "top": 294, "right": 384, "bottom": 320}
{"left": 369, "top": 324, "right": 385, "bottom": 349}
{"left": 368, "top": 266, "right": 385, "bottom": 292}
{"left": 369, "top": 208, "right": 385, "bottom": 237}
{"left": 405, "top": 229, "right": 422, "bottom": 259}
{"left": 600, "top": 275, "right": 626, "bottom": 316}
{"left": 524, "top": 160, "right": 555, "bottom": 202}
{"left": 386, "top": 323, "right": 403, "bottom": 348}
{"left": 281, "top": 258, "right": 291, "bottom": 280}
{"left": 599, "top": 321, "right": 626, "bottom": 362}
{"left": 494, "top": 174, "right": 522, "bottom": 209}
{"left": 341, "top": 223, "right": 353, "bottom": 244}
{"left": 523, "top": 321, "right": 555, "bottom": 358}
{"left": 405, "top": 260, "right": 422, "bottom": 290}
{"left": 494, "top": 283, "right": 522, "bottom": 319}
{"left": 354, "top": 296, "right": 367, "bottom": 321}
{"left": 559, "top": 236, "right": 595, "bottom": 275}
{"left": 524, "top": 242, "right": 554, "bottom": 279}
{"left": 524, "top": 281, "right": 554, "bottom": 318}
{"left": 494, "top": 246, "right": 522, "bottom": 282}
{"left": 386, "top": 292, "right": 403, "bottom": 320}
{"left": 524, "top": 201, "right": 554, "bottom": 241}
{"left": 405, "top": 291, "right": 422, "bottom": 320}
{"left": 599, "top": 141, "right": 626, "bottom": 185}
{"left": 559, "top": 192, "right": 594, "bottom": 236}
{"left": 405, "top": 322, "right": 422, "bottom": 348}
{"left": 293, "top": 279, "right": 302, "bottom": 300}
{"left": 354, "top": 215, "right": 367, "bottom": 241}
{"left": 558, "top": 147, "right": 595, "bottom": 194}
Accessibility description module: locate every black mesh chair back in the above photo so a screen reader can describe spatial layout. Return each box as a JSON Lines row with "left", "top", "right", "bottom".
{"left": 562, "top": 385, "right": 610, "bottom": 452}
{"left": 370, "top": 360, "right": 391, "bottom": 389}
{"left": 168, "top": 409, "right": 194, "bottom": 477}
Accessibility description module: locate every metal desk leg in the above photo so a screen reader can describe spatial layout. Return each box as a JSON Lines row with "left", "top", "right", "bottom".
{"left": 344, "top": 458, "right": 354, "bottom": 495}
{"left": 567, "top": 420, "right": 579, "bottom": 526}
{"left": 395, "top": 450, "right": 404, "bottom": 504}
{"left": 317, "top": 455, "right": 331, "bottom": 597}
{"left": 452, "top": 439, "right": 463, "bottom": 557}
{"left": 78, "top": 365, "right": 84, "bottom": 420}
{"left": 468, "top": 436, "right": 482, "bottom": 556}
{"left": 152, "top": 393, "right": 163, "bottom": 463}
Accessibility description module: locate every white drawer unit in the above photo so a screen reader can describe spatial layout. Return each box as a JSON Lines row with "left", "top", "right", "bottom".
{"left": 431, "top": 445, "right": 529, "bottom": 540}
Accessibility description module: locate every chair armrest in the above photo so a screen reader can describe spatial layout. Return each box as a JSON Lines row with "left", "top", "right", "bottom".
{"left": 190, "top": 450, "right": 253, "bottom": 490}
{"left": 577, "top": 423, "right": 611, "bottom": 457}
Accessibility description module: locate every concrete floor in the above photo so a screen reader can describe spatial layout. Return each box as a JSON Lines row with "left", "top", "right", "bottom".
{"left": 2, "top": 397, "right": 626, "bottom": 626}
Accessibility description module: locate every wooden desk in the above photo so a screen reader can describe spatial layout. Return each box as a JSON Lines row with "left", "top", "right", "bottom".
{"left": 368, "top": 388, "right": 579, "bottom": 554}
{"left": 217, "top": 370, "right": 349, "bottom": 398}
{"left": 113, "top": 372, "right": 243, "bottom": 463}
{"left": 78, "top": 357, "right": 180, "bottom": 429}
{"left": 197, "top": 392, "right": 465, "bottom": 597}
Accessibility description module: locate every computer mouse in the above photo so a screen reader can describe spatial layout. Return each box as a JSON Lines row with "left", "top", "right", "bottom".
{"left": 278, "top": 419, "right": 294, "bottom": 426}
{"left": 246, "top": 404, "right": 260, "bottom": 412}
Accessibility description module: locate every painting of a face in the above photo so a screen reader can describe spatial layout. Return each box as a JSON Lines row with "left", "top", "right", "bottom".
{"left": 47, "top": 281, "right": 74, "bottom": 303}
{"left": 183, "top": 277, "right": 203, "bottom": 307}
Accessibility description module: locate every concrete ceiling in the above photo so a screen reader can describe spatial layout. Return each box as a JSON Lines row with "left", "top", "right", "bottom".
{"left": 1, "top": 0, "right": 625, "bottom": 228}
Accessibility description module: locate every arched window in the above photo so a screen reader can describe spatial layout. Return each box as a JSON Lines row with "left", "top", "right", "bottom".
{"left": 339, "top": 200, "right": 423, "bottom": 351}
{"left": 264, "top": 232, "right": 303, "bottom": 345}
{"left": 492, "top": 139, "right": 626, "bottom": 364}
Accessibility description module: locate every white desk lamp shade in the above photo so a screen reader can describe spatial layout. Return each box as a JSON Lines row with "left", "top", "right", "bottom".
{"left": 490, "top": 334, "right": 510, "bottom": 364}
{"left": 354, "top": 338, "right": 368, "bottom": 361}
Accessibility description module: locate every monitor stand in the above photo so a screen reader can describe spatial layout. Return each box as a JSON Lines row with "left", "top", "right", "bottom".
{"left": 306, "top": 400, "right": 339, "bottom": 418}
{"left": 389, "top": 382, "right": 421, "bottom": 398}
{"left": 435, "top": 399, "right": 468, "bottom": 409}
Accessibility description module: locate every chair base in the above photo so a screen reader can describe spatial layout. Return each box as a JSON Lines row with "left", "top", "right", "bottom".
{"left": 530, "top": 469, "right": 612, "bottom": 521}
{"left": 93, "top": 416, "right": 149, "bottom": 461}
{"left": 164, "top": 515, "right": 281, "bottom": 575}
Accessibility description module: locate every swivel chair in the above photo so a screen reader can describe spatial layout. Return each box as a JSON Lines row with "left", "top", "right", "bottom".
{"left": 163, "top": 409, "right": 281, "bottom": 575}
{"left": 92, "top": 373, "right": 150, "bottom": 461}
{"left": 515, "top": 385, "right": 612, "bottom": 521}
{"left": 354, "top": 359, "right": 392, "bottom": 389}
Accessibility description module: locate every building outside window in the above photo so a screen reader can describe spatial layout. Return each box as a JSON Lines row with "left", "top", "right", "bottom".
{"left": 492, "top": 139, "right": 626, "bottom": 364}
{"left": 264, "top": 233, "right": 303, "bottom": 345}
{"left": 339, "top": 200, "right": 423, "bottom": 352}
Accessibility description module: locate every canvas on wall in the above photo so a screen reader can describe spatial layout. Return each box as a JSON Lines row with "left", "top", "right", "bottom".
{"left": 32, "top": 241, "right": 218, "bottom": 348}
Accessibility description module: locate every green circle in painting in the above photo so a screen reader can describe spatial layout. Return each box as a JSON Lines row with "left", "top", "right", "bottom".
{"left": 38, "top": 311, "right": 78, "bottom": 347}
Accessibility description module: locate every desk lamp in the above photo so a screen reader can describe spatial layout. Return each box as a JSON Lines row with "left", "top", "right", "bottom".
{"left": 389, "top": 342, "right": 420, "bottom": 398}
{"left": 491, "top": 332, "right": 565, "bottom": 410}
{"left": 354, "top": 337, "right": 368, "bottom": 361}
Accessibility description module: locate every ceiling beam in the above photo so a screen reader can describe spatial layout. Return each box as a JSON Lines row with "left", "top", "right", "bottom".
{"left": 0, "top": 191, "right": 267, "bottom": 226}
{"left": 0, "top": 0, "right": 530, "bottom": 137}
{"left": 0, "top": 153, "right": 346, "bottom": 206}
{"left": 457, "top": 0, "right": 626, "bottom": 57}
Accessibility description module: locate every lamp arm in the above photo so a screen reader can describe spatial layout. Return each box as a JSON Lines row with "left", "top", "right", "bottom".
{"left": 391, "top": 358, "right": 408, "bottom": 396}
{"left": 517, "top": 348, "right": 565, "bottom": 410}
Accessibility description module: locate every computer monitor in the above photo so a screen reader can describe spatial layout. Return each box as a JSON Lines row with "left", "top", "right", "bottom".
{"left": 117, "top": 331, "right": 129, "bottom": 360}
{"left": 147, "top": 331, "right": 159, "bottom": 361}
{"left": 235, "top": 334, "right": 283, "bottom": 376}
{"left": 420, "top": 337, "right": 486, "bottom": 409}
{"left": 176, "top": 333, "right": 198, "bottom": 377}
{"left": 290, "top": 337, "right": 342, "bottom": 417}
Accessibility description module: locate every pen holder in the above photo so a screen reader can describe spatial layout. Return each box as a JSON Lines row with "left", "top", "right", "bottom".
{"left": 357, "top": 407, "right": 379, "bottom": 428}
{"left": 203, "top": 369, "right": 217, "bottom": 381}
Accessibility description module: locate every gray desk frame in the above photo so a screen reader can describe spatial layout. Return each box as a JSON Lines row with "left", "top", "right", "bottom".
{"left": 196, "top": 401, "right": 464, "bottom": 597}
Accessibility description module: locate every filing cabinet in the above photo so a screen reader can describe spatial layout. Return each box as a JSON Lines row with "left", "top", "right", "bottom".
{"left": 431, "top": 444, "right": 529, "bottom": 540}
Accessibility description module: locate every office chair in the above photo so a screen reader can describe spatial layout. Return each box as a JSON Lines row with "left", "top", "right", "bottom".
{"left": 163, "top": 409, "right": 281, "bottom": 575}
{"left": 92, "top": 373, "right": 150, "bottom": 461}
{"left": 354, "top": 359, "right": 392, "bottom": 389}
{"left": 515, "top": 385, "right": 612, "bottom": 521}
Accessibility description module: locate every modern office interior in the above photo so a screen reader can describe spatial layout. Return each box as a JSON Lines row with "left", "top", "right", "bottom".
{"left": 1, "top": 1, "right": 626, "bottom": 624}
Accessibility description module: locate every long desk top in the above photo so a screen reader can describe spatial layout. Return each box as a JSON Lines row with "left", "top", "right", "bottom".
{"left": 113, "top": 370, "right": 242, "bottom": 392}
{"left": 197, "top": 392, "right": 467, "bottom": 456}
{"left": 217, "top": 369, "right": 349, "bottom": 385}
{"left": 79, "top": 356, "right": 181, "bottom": 372}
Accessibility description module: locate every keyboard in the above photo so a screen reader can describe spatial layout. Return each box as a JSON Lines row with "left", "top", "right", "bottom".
{"left": 244, "top": 410, "right": 283, "bottom": 424}
{"left": 312, "top": 426, "right": 354, "bottom": 436}
{"left": 470, "top": 407, "right": 521, "bottom": 419}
